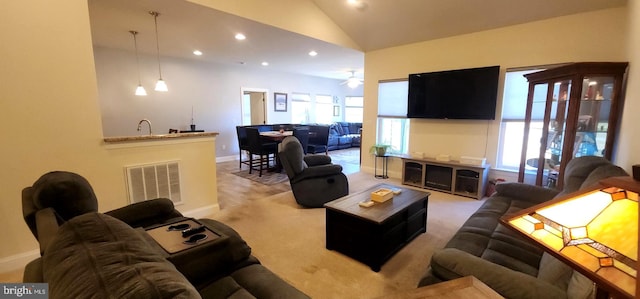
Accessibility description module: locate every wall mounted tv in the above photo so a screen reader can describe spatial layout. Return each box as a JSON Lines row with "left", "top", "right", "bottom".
{"left": 407, "top": 65, "right": 500, "bottom": 120}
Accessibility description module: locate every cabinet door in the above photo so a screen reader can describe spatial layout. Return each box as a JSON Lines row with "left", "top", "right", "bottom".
{"left": 574, "top": 76, "right": 616, "bottom": 158}
{"left": 520, "top": 81, "right": 571, "bottom": 187}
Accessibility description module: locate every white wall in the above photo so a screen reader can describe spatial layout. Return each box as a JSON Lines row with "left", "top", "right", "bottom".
{"left": 361, "top": 7, "right": 630, "bottom": 178}
{"left": 94, "top": 46, "right": 362, "bottom": 158}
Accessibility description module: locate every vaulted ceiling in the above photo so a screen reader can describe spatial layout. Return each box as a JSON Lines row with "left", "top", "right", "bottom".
{"left": 89, "top": 0, "right": 627, "bottom": 81}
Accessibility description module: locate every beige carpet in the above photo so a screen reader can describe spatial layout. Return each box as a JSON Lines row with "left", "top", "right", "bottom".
{"left": 207, "top": 172, "right": 485, "bottom": 298}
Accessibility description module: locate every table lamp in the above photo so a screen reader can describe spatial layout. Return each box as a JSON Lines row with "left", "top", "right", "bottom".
{"left": 501, "top": 166, "right": 640, "bottom": 299}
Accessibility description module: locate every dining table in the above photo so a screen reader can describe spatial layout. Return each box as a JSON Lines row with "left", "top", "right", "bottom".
{"left": 259, "top": 130, "right": 293, "bottom": 141}
{"left": 258, "top": 130, "right": 293, "bottom": 172}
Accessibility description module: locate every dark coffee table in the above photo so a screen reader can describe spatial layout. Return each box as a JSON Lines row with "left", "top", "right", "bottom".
{"left": 324, "top": 184, "right": 430, "bottom": 271}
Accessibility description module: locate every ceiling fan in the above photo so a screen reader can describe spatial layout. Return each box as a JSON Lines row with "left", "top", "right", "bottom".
{"left": 341, "top": 71, "right": 363, "bottom": 88}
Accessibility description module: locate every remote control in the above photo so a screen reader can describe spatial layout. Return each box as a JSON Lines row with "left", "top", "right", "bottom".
{"left": 182, "top": 225, "right": 206, "bottom": 237}
{"left": 358, "top": 200, "right": 375, "bottom": 208}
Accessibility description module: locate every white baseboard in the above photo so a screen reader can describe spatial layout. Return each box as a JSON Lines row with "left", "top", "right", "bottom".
{"left": 216, "top": 155, "right": 237, "bottom": 163}
{"left": 181, "top": 204, "right": 220, "bottom": 219}
{"left": 0, "top": 249, "right": 39, "bottom": 274}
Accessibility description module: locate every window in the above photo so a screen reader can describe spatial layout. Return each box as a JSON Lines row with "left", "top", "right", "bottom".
{"left": 377, "top": 80, "right": 409, "bottom": 154}
{"left": 496, "top": 68, "right": 545, "bottom": 170}
{"left": 315, "top": 95, "right": 333, "bottom": 124}
{"left": 345, "top": 96, "right": 363, "bottom": 123}
{"left": 291, "top": 93, "right": 310, "bottom": 124}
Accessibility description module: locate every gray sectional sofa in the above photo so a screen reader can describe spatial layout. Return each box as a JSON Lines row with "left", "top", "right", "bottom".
{"left": 419, "top": 156, "right": 629, "bottom": 299}
{"left": 22, "top": 171, "right": 309, "bottom": 299}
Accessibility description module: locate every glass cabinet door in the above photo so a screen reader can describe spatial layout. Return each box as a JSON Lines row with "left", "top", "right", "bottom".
{"left": 574, "top": 76, "right": 615, "bottom": 158}
{"left": 521, "top": 80, "right": 571, "bottom": 187}
{"left": 542, "top": 80, "right": 571, "bottom": 187}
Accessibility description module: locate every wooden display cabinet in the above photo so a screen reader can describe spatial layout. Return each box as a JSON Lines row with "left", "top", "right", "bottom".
{"left": 518, "top": 62, "right": 628, "bottom": 188}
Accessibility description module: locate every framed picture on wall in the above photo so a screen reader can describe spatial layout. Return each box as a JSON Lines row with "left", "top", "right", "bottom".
{"left": 274, "top": 92, "right": 287, "bottom": 112}
{"left": 333, "top": 105, "right": 340, "bottom": 116}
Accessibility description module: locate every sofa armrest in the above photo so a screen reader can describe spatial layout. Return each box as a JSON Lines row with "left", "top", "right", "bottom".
{"left": 430, "top": 248, "right": 567, "bottom": 299}
{"left": 105, "top": 198, "right": 183, "bottom": 228}
{"left": 23, "top": 258, "right": 44, "bottom": 283}
{"left": 292, "top": 164, "right": 343, "bottom": 183}
{"left": 303, "top": 155, "right": 332, "bottom": 166}
{"left": 494, "top": 182, "right": 560, "bottom": 205}
{"left": 35, "top": 208, "right": 61, "bottom": 255}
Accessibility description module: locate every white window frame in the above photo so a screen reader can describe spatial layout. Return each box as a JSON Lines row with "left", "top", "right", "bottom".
{"left": 345, "top": 96, "right": 363, "bottom": 123}
{"left": 315, "top": 94, "right": 334, "bottom": 124}
{"left": 291, "top": 92, "right": 310, "bottom": 124}
{"left": 377, "top": 80, "right": 409, "bottom": 155}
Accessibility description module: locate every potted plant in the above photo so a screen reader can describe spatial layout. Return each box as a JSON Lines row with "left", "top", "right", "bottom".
{"left": 369, "top": 144, "right": 391, "bottom": 156}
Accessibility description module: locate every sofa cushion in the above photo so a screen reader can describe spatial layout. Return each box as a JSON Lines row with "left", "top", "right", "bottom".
{"left": 537, "top": 252, "right": 595, "bottom": 299}
{"left": 31, "top": 171, "right": 98, "bottom": 221}
{"left": 559, "top": 156, "right": 618, "bottom": 197}
{"left": 430, "top": 248, "right": 567, "bottom": 299}
{"left": 580, "top": 164, "right": 628, "bottom": 190}
{"left": 43, "top": 212, "right": 200, "bottom": 299}
{"left": 537, "top": 252, "right": 572, "bottom": 291}
{"left": 445, "top": 192, "right": 546, "bottom": 276}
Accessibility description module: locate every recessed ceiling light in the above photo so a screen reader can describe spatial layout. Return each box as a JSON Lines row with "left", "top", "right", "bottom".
{"left": 235, "top": 33, "right": 246, "bottom": 40}
{"left": 261, "top": 62, "right": 269, "bottom": 66}
{"left": 308, "top": 50, "right": 318, "bottom": 57}
{"left": 347, "top": 0, "right": 359, "bottom": 5}
{"left": 193, "top": 50, "right": 203, "bottom": 56}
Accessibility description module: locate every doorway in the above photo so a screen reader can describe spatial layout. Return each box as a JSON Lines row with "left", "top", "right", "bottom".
{"left": 241, "top": 88, "right": 268, "bottom": 125}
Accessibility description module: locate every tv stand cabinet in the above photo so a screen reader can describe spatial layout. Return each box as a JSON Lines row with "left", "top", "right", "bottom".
{"left": 401, "top": 157, "right": 489, "bottom": 200}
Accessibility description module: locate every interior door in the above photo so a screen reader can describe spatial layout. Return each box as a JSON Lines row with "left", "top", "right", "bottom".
{"left": 241, "top": 88, "right": 268, "bottom": 125}
{"left": 249, "top": 92, "right": 266, "bottom": 125}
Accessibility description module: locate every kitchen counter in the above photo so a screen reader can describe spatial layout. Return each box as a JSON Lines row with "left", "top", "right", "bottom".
{"left": 103, "top": 132, "right": 219, "bottom": 143}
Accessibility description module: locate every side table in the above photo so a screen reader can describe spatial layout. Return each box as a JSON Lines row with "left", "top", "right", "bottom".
{"left": 374, "top": 154, "right": 389, "bottom": 179}
{"left": 375, "top": 276, "right": 504, "bottom": 299}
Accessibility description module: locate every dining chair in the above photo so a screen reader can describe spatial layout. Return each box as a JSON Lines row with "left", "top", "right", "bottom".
{"left": 307, "top": 125, "right": 330, "bottom": 155}
{"left": 245, "top": 127, "right": 277, "bottom": 176}
{"left": 293, "top": 127, "right": 310, "bottom": 155}
{"left": 236, "top": 126, "right": 251, "bottom": 169}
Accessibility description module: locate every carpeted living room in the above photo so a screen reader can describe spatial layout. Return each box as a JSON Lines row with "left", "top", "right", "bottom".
{"left": 4, "top": 1, "right": 640, "bottom": 298}
{"left": 213, "top": 149, "right": 484, "bottom": 298}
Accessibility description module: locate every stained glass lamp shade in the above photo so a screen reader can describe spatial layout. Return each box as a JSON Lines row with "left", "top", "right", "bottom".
{"left": 502, "top": 176, "right": 639, "bottom": 298}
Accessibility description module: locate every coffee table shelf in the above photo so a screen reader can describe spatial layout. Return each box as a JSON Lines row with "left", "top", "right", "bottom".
{"left": 324, "top": 184, "right": 430, "bottom": 271}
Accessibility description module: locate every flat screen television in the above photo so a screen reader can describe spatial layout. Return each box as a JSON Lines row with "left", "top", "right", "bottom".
{"left": 407, "top": 65, "right": 500, "bottom": 120}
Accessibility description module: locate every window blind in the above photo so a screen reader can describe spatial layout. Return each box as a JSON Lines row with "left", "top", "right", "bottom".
{"left": 377, "top": 80, "right": 408, "bottom": 117}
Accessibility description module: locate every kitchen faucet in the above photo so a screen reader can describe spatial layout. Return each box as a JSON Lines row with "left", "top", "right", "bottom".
{"left": 137, "top": 119, "right": 152, "bottom": 135}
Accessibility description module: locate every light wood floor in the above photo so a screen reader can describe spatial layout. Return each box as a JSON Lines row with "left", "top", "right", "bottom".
{"left": 0, "top": 148, "right": 361, "bottom": 282}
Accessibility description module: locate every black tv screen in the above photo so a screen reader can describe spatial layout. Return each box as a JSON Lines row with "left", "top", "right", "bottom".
{"left": 407, "top": 65, "right": 500, "bottom": 120}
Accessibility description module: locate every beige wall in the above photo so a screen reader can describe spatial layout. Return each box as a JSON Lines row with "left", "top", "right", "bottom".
{"left": 616, "top": 0, "right": 640, "bottom": 172}
{"left": 361, "top": 7, "right": 630, "bottom": 176}
{"left": 187, "top": 0, "right": 361, "bottom": 51}
{"left": 0, "top": 0, "right": 218, "bottom": 270}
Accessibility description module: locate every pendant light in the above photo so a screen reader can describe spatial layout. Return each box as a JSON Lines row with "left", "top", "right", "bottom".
{"left": 150, "top": 11, "right": 168, "bottom": 92}
{"left": 129, "top": 30, "right": 147, "bottom": 96}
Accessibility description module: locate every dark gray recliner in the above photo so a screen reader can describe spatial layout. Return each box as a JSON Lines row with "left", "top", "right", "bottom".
{"left": 278, "top": 136, "right": 349, "bottom": 208}
{"left": 21, "top": 171, "right": 310, "bottom": 299}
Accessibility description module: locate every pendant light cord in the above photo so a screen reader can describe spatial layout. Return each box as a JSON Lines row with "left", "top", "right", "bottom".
{"left": 151, "top": 11, "right": 163, "bottom": 80}
{"left": 130, "top": 31, "right": 142, "bottom": 85}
